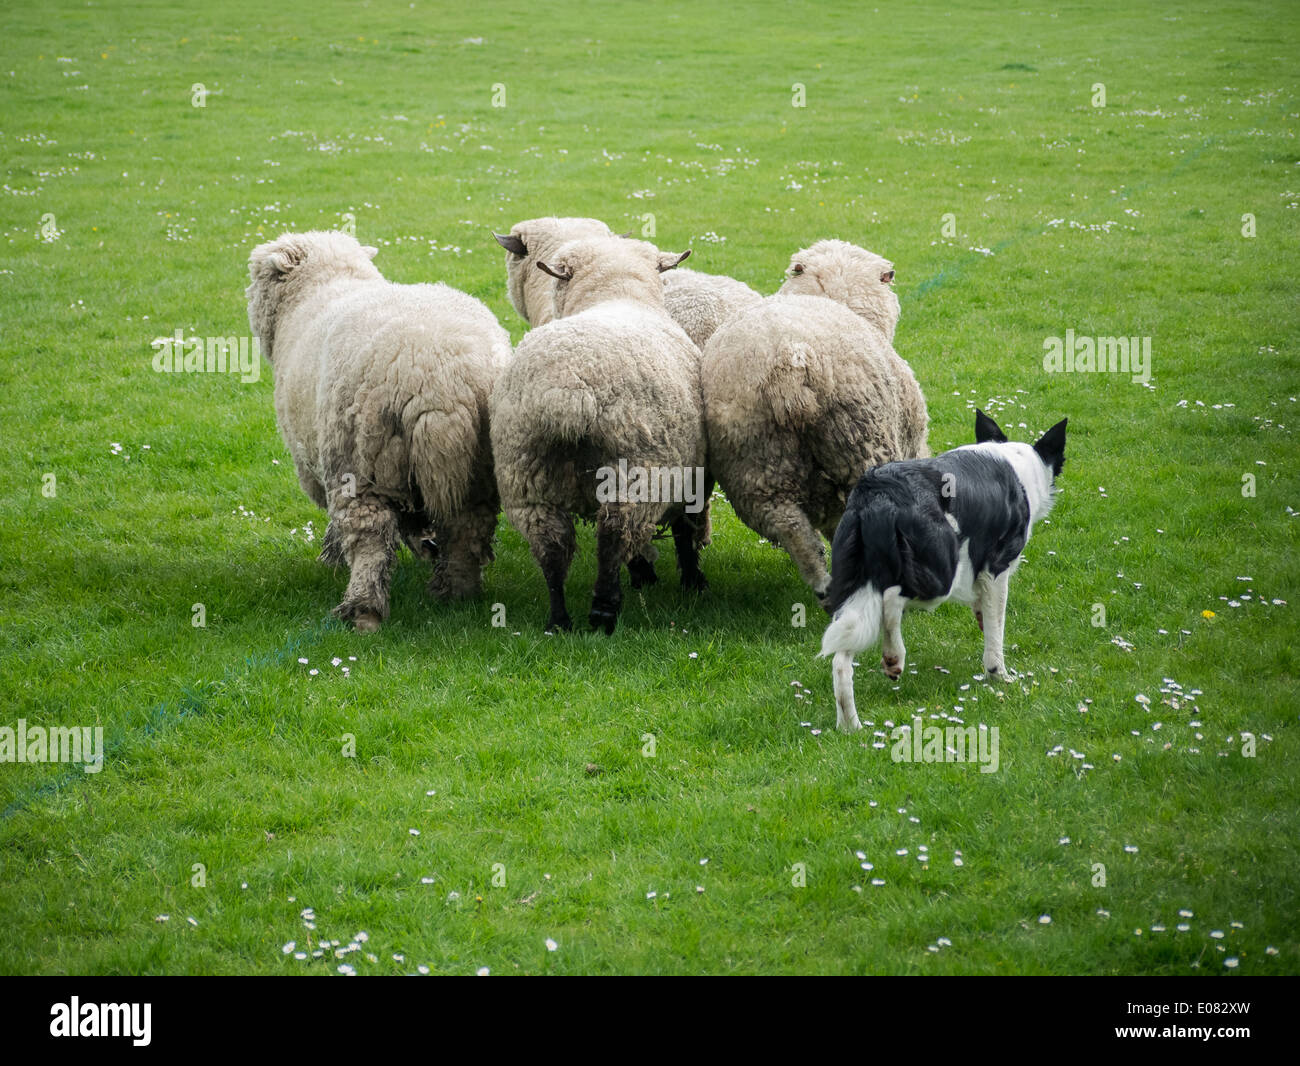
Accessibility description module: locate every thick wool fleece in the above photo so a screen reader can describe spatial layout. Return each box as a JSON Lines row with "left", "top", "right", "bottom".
{"left": 498, "top": 216, "right": 615, "bottom": 326}
{"left": 490, "top": 237, "right": 709, "bottom": 631}
{"left": 661, "top": 267, "right": 764, "bottom": 349}
{"left": 701, "top": 240, "right": 928, "bottom": 600}
{"left": 247, "top": 230, "right": 513, "bottom": 628}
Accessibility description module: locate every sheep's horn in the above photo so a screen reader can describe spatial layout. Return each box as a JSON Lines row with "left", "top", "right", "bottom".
{"left": 618, "top": 230, "right": 634, "bottom": 238}
{"left": 494, "top": 232, "right": 528, "bottom": 256}
{"left": 536, "top": 260, "right": 572, "bottom": 281}
{"left": 657, "top": 249, "right": 692, "bottom": 272}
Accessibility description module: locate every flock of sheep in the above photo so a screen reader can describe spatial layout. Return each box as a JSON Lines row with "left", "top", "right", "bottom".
{"left": 245, "top": 218, "right": 929, "bottom": 634}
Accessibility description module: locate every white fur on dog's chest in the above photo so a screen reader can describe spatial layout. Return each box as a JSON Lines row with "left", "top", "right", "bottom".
{"left": 909, "top": 541, "right": 977, "bottom": 610}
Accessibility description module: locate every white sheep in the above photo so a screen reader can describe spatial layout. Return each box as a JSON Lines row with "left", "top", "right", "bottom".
{"left": 661, "top": 266, "right": 763, "bottom": 349}
{"left": 494, "top": 217, "right": 616, "bottom": 326}
{"left": 490, "top": 236, "right": 709, "bottom": 633}
{"left": 701, "top": 239, "right": 929, "bottom": 604}
{"left": 246, "top": 230, "right": 513, "bottom": 630}
{"left": 495, "top": 217, "right": 761, "bottom": 348}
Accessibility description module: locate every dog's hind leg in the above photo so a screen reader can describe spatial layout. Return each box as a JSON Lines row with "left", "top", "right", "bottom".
{"left": 880, "top": 587, "right": 907, "bottom": 680}
{"left": 981, "top": 570, "right": 1013, "bottom": 680}
{"left": 832, "top": 651, "right": 861, "bottom": 732}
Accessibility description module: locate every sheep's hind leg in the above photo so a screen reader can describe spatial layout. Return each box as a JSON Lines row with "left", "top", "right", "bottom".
{"left": 590, "top": 503, "right": 655, "bottom": 635}
{"left": 627, "top": 552, "right": 658, "bottom": 588}
{"left": 511, "top": 504, "right": 576, "bottom": 632}
{"left": 429, "top": 498, "right": 498, "bottom": 601}
{"left": 671, "top": 512, "right": 709, "bottom": 592}
{"left": 329, "top": 495, "right": 400, "bottom": 632}
{"left": 751, "top": 499, "right": 830, "bottom": 606}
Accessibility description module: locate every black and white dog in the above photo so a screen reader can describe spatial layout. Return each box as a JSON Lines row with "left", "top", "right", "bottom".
{"left": 819, "top": 410, "right": 1067, "bottom": 732}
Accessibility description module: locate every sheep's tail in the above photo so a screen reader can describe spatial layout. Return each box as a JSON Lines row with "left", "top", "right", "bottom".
{"left": 759, "top": 340, "right": 831, "bottom": 430}
{"left": 408, "top": 402, "right": 482, "bottom": 520}
{"left": 537, "top": 385, "right": 600, "bottom": 445}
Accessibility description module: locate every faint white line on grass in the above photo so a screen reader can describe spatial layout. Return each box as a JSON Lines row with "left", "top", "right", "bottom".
{"left": 0, "top": 617, "right": 339, "bottom": 823}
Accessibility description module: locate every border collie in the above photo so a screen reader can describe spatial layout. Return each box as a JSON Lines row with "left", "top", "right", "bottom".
{"left": 818, "top": 410, "right": 1067, "bottom": 732}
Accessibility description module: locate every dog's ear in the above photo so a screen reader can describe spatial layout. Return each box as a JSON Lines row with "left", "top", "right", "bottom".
{"left": 974, "top": 409, "right": 1008, "bottom": 444}
{"left": 1033, "top": 418, "right": 1068, "bottom": 477}
{"left": 494, "top": 232, "right": 528, "bottom": 257}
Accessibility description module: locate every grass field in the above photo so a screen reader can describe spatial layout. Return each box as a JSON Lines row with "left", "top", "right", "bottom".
{"left": 1, "top": 0, "right": 1297, "bottom": 975}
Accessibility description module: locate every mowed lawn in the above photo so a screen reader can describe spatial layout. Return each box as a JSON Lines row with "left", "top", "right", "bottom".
{"left": 0, "top": 0, "right": 1297, "bottom": 975}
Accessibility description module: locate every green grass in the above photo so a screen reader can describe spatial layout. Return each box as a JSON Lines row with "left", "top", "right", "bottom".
{"left": 1, "top": 0, "right": 1297, "bottom": 975}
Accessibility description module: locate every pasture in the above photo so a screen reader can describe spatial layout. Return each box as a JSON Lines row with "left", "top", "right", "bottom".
{"left": 0, "top": 0, "right": 1297, "bottom": 975}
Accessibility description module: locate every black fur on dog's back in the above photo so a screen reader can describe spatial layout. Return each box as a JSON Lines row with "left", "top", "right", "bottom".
{"left": 825, "top": 450, "right": 1031, "bottom": 614}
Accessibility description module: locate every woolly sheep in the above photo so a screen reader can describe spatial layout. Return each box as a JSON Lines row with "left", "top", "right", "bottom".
{"left": 494, "top": 216, "right": 616, "bottom": 327}
{"left": 701, "top": 239, "right": 929, "bottom": 604}
{"left": 246, "top": 230, "right": 513, "bottom": 630}
{"left": 494, "top": 217, "right": 762, "bottom": 348}
{"left": 490, "top": 236, "right": 710, "bottom": 634}
{"left": 661, "top": 267, "right": 763, "bottom": 349}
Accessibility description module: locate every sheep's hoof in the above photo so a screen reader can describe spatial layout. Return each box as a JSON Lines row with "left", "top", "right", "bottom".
{"left": 544, "top": 613, "right": 573, "bottom": 633}
{"left": 881, "top": 654, "right": 903, "bottom": 680}
{"left": 628, "top": 557, "right": 658, "bottom": 589}
{"left": 333, "top": 601, "right": 384, "bottom": 632}
{"left": 680, "top": 569, "right": 709, "bottom": 593}
{"left": 588, "top": 603, "right": 619, "bottom": 635}
{"left": 428, "top": 575, "right": 480, "bottom": 601}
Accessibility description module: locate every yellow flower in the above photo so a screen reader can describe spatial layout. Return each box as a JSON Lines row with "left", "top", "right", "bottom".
{"left": 1202, "top": 610, "right": 1216, "bottom": 619}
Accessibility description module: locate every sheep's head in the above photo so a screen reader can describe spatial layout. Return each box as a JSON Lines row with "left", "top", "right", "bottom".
{"left": 494, "top": 217, "right": 615, "bottom": 326}
{"left": 535, "top": 237, "right": 690, "bottom": 319}
{"left": 779, "top": 240, "right": 900, "bottom": 341}
{"left": 245, "top": 231, "right": 379, "bottom": 360}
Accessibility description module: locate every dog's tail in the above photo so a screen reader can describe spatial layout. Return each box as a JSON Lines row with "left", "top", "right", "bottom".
{"left": 818, "top": 584, "right": 883, "bottom": 658}
{"left": 819, "top": 508, "right": 897, "bottom": 659}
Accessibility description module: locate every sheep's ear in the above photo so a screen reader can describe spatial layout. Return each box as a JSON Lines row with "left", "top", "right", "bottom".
{"left": 1032, "top": 418, "right": 1068, "bottom": 478}
{"left": 361, "top": 245, "right": 378, "bottom": 260}
{"left": 536, "top": 260, "right": 572, "bottom": 281}
{"left": 881, "top": 268, "right": 895, "bottom": 283}
{"left": 252, "top": 237, "right": 306, "bottom": 278}
{"left": 657, "top": 249, "right": 691, "bottom": 273}
{"left": 494, "top": 232, "right": 528, "bottom": 257}
{"left": 974, "top": 409, "right": 1008, "bottom": 444}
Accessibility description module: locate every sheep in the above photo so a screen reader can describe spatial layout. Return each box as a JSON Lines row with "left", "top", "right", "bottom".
{"left": 246, "top": 230, "right": 513, "bottom": 630}
{"left": 661, "top": 266, "right": 764, "bottom": 349}
{"left": 494, "top": 217, "right": 616, "bottom": 327}
{"left": 490, "top": 236, "right": 710, "bottom": 633}
{"left": 700, "top": 239, "right": 929, "bottom": 605}
{"left": 494, "top": 217, "right": 761, "bottom": 349}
